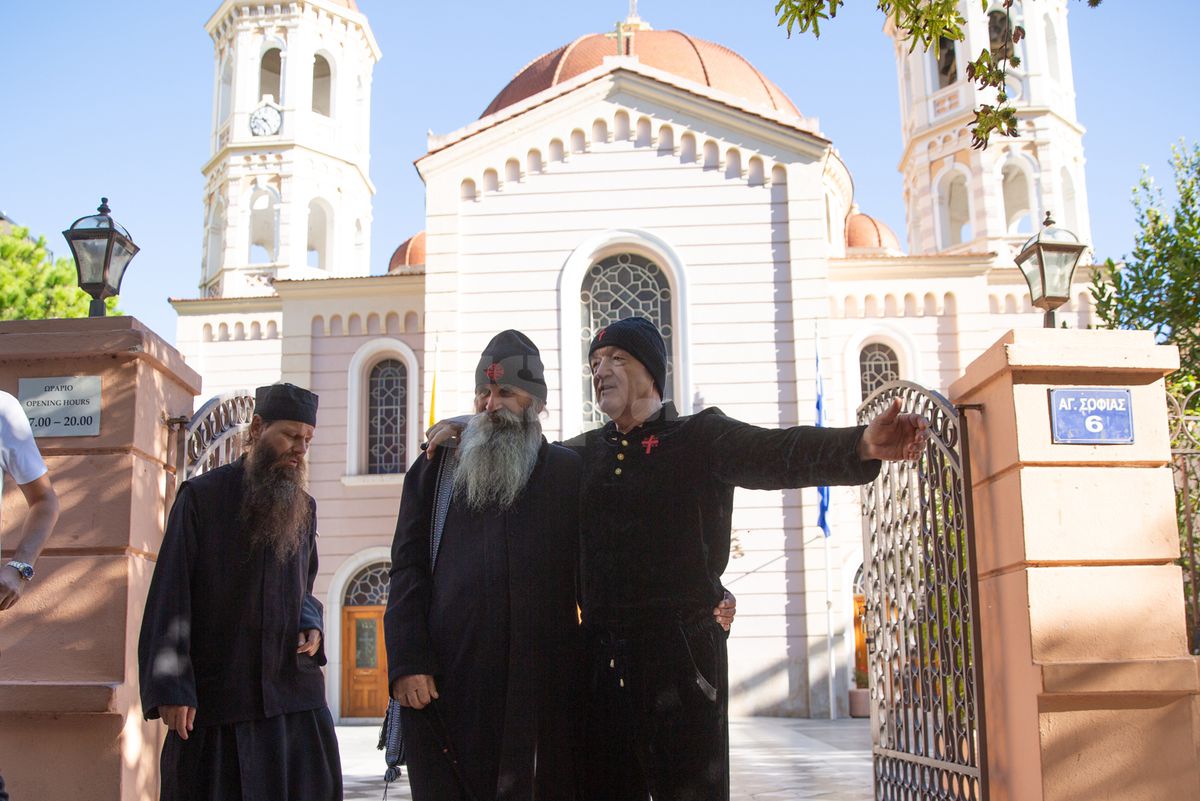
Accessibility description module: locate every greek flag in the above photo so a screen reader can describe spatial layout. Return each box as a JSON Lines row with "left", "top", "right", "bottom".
{"left": 815, "top": 340, "right": 831, "bottom": 538}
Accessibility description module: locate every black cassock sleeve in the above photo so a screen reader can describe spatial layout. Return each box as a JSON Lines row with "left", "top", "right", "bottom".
{"left": 137, "top": 483, "right": 200, "bottom": 720}
{"left": 383, "top": 451, "right": 439, "bottom": 687}
{"left": 701, "top": 411, "right": 881, "bottom": 490}
{"left": 301, "top": 498, "right": 327, "bottom": 666}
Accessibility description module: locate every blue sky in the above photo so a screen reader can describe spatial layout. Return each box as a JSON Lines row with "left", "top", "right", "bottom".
{"left": 4, "top": 1, "right": 1197, "bottom": 342}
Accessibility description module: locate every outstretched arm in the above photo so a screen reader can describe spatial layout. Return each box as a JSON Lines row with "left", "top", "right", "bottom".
{"left": 858, "top": 398, "right": 929, "bottom": 462}
{"left": 0, "top": 474, "right": 58, "bottom": 611}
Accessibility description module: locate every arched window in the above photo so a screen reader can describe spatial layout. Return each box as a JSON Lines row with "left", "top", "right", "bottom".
{"left": 680, "top": 133, "right": 697, "bottom": 163}
{"left": 367, "top": 359, "right": 408, "bottom": 474}
{"left": 1060, "top": 168, "right": 1079, "bottom": 233}
{"left": 505, "top": 158, "right": 521, "bottom": 183}
{"left": 859, "top": 343, "right": 900, "bottom": 400}
{"left": 205, "top": 200, "right": 225, "bottom": 279}
{"left": 702, "top": 140, "right": 719, "bottom": 171}
{"left": 724, "top": 149, "right": 742, "bottom": 180}
{"left": 937, "top": 172, "right": 971, "bottom": 248}
{"left": 218, "top": 59, "right": 233, "bottom": 123}
{"left": 1044, "top": 16, "right": 1061, "bottom": 82}
{"left": 260, "top": 48, "right": 282, "bottom": 103}
{"left": 580, "top": 253, "right": 673, "bottom": 429}
{"left": 312, "top": 54, "right": 332, "bottom": 116}
{"left": 614, "top": 110, "right": 631, "bottom": 141}
{"left": 933, "top": 36, "right": 957, "bottom": 89}
{"left": 344, "top": 562, "right": 390, "bottom": 606}
{"left": 592, "top": 119, "right": 608, "bottom": 144}
{"left": 307, "top": 199, "right": 331, "bottom": 269}
{"left": 635, "top": 117, "right": 652, "bottom": 147}
{"left": 1001, "top": 162, "right": 1034, "bottom": 234}
{"left": 248, "top": 188, "right": 278, "bottom": 263}
{"left": 570, "top": 129, "right": 586, "bottom": 154}
{"left": 988, "top": 10, "right": 1013, "bottom": 64}
{"left": 657, "top": 125, "right": 674, "bottom": 155}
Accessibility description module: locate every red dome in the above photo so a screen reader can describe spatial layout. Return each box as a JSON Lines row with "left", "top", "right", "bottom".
{"left": 845, "top": 212, "right": 902, "bottom": 253}
{"left": 481, "top": 29, "right": 801, "bottom": 120}
{"left": 388, "top": 231, "right": 425, "bottom": 273}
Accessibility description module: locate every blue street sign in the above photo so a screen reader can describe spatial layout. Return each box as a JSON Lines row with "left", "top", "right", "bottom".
{"left": 1049, "top": 388, "right": 1134, "bottom": 445}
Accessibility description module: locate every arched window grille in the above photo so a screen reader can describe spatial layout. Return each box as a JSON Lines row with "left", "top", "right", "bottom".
{"left": 368, "top": 359, "right": 407, "bottom": 474}
{"left": 344, "top": 562, "right": 391, "bottom": 606}
{"left": 860, "top": 343, "right": 900, "bottom": 400}
{"left": 580, "top": 252, "right": 673, "bottom": 429}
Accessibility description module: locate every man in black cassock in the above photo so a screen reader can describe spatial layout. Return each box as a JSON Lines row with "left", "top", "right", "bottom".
{"left": 385, "top": 331, "right": 581, "bottom": 801}
{"left": 428, "top": 317, "right": 928, "bottom": 801}
{"left": 138, "top": 383, "right": 341, "bottom": 801}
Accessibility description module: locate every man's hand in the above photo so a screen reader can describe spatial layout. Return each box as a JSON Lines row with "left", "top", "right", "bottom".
{"left": 392, "top": 674, "right": 439, "bottom": 709}
{"left": 423, "top": 419, "right": 467, "bottom": 459}
{"left": 297, "top": 629, "right": 321, "bottom": 656}
{"left": 0, "top": 566, "right": 25, "bottom": 611}
{"left": 161, "top": 705, "right": 197, "bottom": 740}
{"left": 859, "top": 398, "right": 930, "bottom": 462}
{"left": 713, "top": 589, "right": 737, "bottom": 632}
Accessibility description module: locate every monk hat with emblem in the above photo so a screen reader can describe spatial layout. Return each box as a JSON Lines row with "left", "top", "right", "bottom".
{"left": 476, "top": 330, "right": 548, "bottom": 402}
{"left": 588, "top": 317, "right": 667, "bottom": 398}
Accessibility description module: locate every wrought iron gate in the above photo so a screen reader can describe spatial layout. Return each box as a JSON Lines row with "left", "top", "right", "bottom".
{"left": 857, "top": 381, "right": 988, "bottom": 801}
{"left": 1168, "top": 387, "right": 1200, "bottom": 654}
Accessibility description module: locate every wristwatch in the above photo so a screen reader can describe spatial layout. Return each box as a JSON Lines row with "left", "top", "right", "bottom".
{"left": 5, "top": 561, "right": 34, "bottom": 581}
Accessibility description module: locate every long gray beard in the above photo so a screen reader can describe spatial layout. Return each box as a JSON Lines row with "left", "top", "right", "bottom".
{"left": 453, "top": 405, "right": 542, "bottom": 513}
{"left": 240, "top": 443, "right": 312, "bottom": 563}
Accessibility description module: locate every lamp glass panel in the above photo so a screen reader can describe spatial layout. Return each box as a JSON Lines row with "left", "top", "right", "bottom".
{"left": 70, "top": 215, "right": 113, "bottom": 231}
{"left": 71, "top": 237, "right": 111, "bottom": 286}
{"left": 108, "top": 240, "right": 138, "bottom": 292}
{"left": 1042, "top": 248, "right": 1078, "bottom": 298}
{"left": 1021, "top": 253, "right": 1044, "bottom": 303}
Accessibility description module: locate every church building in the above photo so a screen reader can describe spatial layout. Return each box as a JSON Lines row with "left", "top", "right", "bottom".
{"left": 172, "top": 0, "right": 1093, "bottom": 721}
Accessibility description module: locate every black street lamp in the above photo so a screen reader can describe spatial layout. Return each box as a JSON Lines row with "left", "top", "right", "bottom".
{"left": 1014, "top": 211, "right": 1088, "bottom": 329}
{"left": 62, "top": 198, "right": 140, "bottom": 317}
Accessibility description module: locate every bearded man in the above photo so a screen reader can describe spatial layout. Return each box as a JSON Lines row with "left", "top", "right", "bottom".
{"left": 138, "top": 383, "right": 340, "bottom": 801}
{"left": 385, "top": 330, "right": 582, "bottom": 801}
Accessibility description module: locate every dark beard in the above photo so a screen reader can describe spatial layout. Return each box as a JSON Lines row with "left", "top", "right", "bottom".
{"left": 239, "top": 442, "right": 312, "bottom": 563}
{"left": 453, "top": 405, "right": 542, "bottom": 512}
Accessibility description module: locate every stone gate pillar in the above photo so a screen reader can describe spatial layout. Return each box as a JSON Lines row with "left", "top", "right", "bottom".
{"left": 0, "top": 317, "right": 200, "bottom": 801}
{"left": 949, "top": 328, "right": 1200, "bottom": 801}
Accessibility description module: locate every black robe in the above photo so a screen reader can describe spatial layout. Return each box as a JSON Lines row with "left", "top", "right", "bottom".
{"left": 385, "top": 440, "right": 581, "bottom": 801}
{"left": 138, "top": 457, "right": 339, "bottom": 800}
{"left": 565, "top": 403, "right": 881, "bottom": 801}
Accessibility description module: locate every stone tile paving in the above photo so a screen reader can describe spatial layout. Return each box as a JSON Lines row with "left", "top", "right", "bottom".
{"left": 339, "top": 716, "right": 873, "bottom": 801}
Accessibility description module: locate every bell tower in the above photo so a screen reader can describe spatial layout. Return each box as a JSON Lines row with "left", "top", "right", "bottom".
{"left": 890, "top": 0, "right": 1091, "bottom": 258}
{"left": 201, "top": 0, "right": 379, "bottom": 297}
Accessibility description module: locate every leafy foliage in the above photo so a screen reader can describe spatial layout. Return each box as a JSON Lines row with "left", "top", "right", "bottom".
{"left": 0, "top": 227, "right": 120, "bottom": 320}
{"left": 773, "top": 0, "right": 1102, "bottom": 149}
{"left": 1091, "top": 142, "right": 1200, "bottom": 391}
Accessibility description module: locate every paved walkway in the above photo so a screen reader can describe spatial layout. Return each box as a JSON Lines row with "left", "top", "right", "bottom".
{"left": 339, "top": 716, "right": 873, "bottom": 800}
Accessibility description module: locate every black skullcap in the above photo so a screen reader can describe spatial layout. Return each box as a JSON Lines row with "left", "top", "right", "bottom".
{"left": 475, "top": 330, "right": 548, "bottom": 402}
{"left": 254, "top": 383, "right": 319, "bottom": 426}
{"left": 588, "top": 317, "right": 667, "bottom": 398}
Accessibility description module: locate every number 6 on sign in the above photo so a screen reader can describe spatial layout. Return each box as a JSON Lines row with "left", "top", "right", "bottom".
{"left": 1084, "top": 415, "right": 1104, "bottom": 433}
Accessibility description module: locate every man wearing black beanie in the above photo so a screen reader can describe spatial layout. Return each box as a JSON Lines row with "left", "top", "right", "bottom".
{"left": 427, "top": 318, "right": 929, "bottom": 801}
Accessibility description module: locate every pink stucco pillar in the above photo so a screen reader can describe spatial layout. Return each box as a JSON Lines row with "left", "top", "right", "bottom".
{"left": 949, "top": 328, "right": 1200, "bottom": 801}
{"left": 0, "top": 318, "right": 200, "bottom": 801}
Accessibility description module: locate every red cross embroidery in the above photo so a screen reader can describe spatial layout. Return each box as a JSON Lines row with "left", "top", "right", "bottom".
{"left": 485, "top": 362, "right": 505, "bottom": 381}
{"left": 641, "top": 435, "right": 660, "bottom": 454}
{"left": 597, "top": 327, "right": 607, "bottom": 341}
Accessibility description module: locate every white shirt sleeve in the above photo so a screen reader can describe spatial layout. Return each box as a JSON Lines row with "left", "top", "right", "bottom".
{"left": 0, "top": 390, "right": 48, "bottom": 489}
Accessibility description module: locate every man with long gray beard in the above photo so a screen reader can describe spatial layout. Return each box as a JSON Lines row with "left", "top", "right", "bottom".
{"left": 139, "top": 383, "right": 341, "bottom": 801}
{"left": 385, "top": 330, "right": 582, "bottom": 801}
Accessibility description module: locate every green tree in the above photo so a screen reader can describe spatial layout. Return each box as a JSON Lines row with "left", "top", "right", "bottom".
{"left": 774, "top": 0, "right": 1102, "bottom": 149}
{"left": 1091, "top": 142, "right": 1200, "bottom": 391}
{"left": 0, "top": 227, "right": 120, "bottom": 320}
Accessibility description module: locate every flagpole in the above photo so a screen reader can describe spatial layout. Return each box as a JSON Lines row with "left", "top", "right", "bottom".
{"left": 814, "top": 324, "right": 837, "bottom": 718}
{"left": 825, "top": 529, "right": 836, "bottom": 720}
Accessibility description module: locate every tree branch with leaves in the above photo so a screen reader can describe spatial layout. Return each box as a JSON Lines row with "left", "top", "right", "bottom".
{"left": 774, "top": 0, "right": 1102, "bottom": 149}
